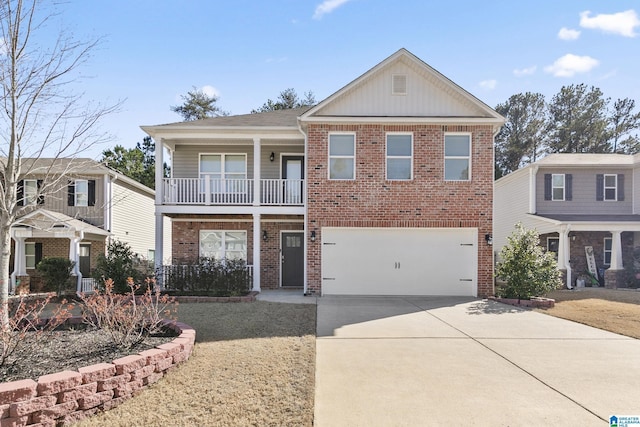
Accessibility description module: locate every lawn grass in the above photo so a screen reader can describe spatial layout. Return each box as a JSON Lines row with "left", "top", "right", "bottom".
{"left": 74, "top": 301, "right": 316, "bottom": 427}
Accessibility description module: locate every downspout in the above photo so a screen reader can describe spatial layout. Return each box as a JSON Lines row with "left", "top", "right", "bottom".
{"left": 297, "top": 118, "right": 309, "bottom": 296}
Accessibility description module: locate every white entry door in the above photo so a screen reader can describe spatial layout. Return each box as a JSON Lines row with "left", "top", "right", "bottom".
{"left": 321, "top": 227, "right": 478, "bottom": 296}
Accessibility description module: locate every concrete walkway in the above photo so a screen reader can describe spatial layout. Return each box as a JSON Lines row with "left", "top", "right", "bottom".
{"left": 315, "top": 296, "right": 640, "bottom": 426}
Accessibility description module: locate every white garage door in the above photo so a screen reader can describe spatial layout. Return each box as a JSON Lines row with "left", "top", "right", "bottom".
{"left": 321, "top": 227, "right": 477, "bottom": 296}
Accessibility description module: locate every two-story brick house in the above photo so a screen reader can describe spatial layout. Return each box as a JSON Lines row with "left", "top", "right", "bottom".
{"left": 494, "top": 153, "right": 640, "bottom": 289}
{"left": 9, "top": 158, "right": 170, "bottom": 293}
{"left": 144, "top": 49, "right": 504, "bottom": 297}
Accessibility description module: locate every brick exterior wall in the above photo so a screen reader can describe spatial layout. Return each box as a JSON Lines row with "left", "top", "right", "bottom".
{"left": 171, "top": 215, "right": 303, "bottom": 289}
{"left": 305, "top": 123, "right": 495, "bottom": 297}
{"left": 540, "top": 231, "right": 634, "bottom": 287}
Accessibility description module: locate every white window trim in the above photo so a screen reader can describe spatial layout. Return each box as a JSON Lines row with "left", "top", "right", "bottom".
{"left": 386, "top": 132, "right": 413, "bottom": 181}
{"left": 603, "top": 174, "right": 617, "bottom": 201}
{"left": 23, "top": 179, "right": 38, "bottom": 206}
{"left": 552, "top": 174, "right": 565, "bottom": 201}
{"left": 25, "top": 242, "right": 36, "bottom": 269}
{"left": 328, "top": 132, "right": 356, "bottom": 181}
{"left": 199, "top": 230, "right": 247, "bottom": 260}
{"left": 75, "top": 179, "right": 89, "bottom": 207}
{"left": 603, "top": 237, "right": 612, "bottom": 266}
{"left": 199, "top": 153, "right": 248, "bottom": 194}
{"left": 444, "top": 132, "right": 472, "bottom": 181}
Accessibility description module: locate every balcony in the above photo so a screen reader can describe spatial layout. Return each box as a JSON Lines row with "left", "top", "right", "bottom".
{"left": 162, "top": 178, "right": 305, "bottom": 206}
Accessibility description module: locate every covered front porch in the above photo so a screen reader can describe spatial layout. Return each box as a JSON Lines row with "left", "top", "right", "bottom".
{"left": 531, "top": 214, "right": 640, "bottom": 289}
{"left": 10, "top": 209, "right": 108, "bottom": 294}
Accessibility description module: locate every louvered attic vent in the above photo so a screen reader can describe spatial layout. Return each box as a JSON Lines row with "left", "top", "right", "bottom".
{"left": 392, "top": 74, "right": 407, "bottom": 95}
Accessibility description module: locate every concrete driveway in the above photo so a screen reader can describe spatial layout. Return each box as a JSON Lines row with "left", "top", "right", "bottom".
{"left": 315, "top": 296, "right": 640, "bottom": 426}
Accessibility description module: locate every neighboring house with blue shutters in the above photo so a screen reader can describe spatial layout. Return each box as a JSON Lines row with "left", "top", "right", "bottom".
{"left": 494, "top": 153, "right": 640, "bottom": 289}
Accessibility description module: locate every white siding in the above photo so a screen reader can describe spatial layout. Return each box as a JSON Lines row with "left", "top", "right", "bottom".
{"left": 493, "top": 169, "right": 533, "bottom": 254}
{"left": 110, "top": 180, "right": 156, "bottom": 259}
{"left": 316, "top": 59, "right": 488, "bottom": 118}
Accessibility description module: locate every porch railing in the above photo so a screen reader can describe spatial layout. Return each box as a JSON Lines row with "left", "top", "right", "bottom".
{"left": 162, "top": 178, "right": 304, "bottom": 206}
{"left": 79, "top": 277, "right": 97, "bottom": 294}
{"left": 158, "top": 264, "right": 253, "bottom": 293}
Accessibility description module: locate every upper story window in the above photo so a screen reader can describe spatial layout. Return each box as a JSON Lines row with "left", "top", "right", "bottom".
{"left": 386, "top": 133, "right": 412, "bottom": 180}
{"left": 444, "top": 134, "right": 471, "bottom": 181}
{"left": 604, "top": 174, "right": 617, "bottom": 201}
{"left": 596, "top": 174, "right": 624, "bottom": 202}
{"left": 199, "top": 230, "right": 247, "bottom": 260}
{"left": 329, "top": 133, "right": 355, "bottom": 180}
{"left": 17, "top": 179, "right": 41, "bottom": 206}
{"left": 200, "top": 154, "right": 247, "bottom": 193}
{"left": 543, "top": 174, "right": 572, "bottom": 201}
{"left": 68, "top": 179, "right": 96, "bottom": 207}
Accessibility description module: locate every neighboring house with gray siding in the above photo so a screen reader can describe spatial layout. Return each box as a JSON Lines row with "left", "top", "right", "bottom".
{"left": 494, "top": 153, "right": 640, "bottom": 289}
{"left": 9, "top": 158, "right": 170, "bottom": 293}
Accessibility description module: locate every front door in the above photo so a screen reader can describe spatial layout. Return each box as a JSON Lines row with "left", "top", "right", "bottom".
{"left": 282, "top": 156, "right": 304, "bottom": 204}
{"left": 281, "top": 232, "right": 304, "bottom": 288}
{"left": 79, "top": 244, "right": 91, "bottom": 277}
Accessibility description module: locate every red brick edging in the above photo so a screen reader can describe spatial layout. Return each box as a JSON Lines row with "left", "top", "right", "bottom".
{"left": 488, "top": 296, "right": 555, "bottom": 308}
{"left": 0, "top": 319, "right": 196, "bottom": 426}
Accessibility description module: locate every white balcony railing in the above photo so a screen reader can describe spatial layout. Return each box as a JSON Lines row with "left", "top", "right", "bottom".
{"left": 162, "top": 178, "right": 304, "bottom": 206}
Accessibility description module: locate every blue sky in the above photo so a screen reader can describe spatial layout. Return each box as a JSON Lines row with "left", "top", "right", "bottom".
{"left": 52, "top": 0, "right": 640, "bottom": 158}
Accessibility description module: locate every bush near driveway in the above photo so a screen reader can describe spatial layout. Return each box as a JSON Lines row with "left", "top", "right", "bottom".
{"left": 74, "top": 301, "right": 316, "bottom": 427}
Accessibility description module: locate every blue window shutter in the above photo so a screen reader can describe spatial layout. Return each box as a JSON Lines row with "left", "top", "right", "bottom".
{"left": 596, "top": 174, "right": 604, "bottom": 201}
{"left": 17, "top": 180, "right": 24, "bottom": 206}
{"left": 37, "top": 180, "right": 44, "bottom": 205}
{"left": 565, "top": 174, "right": 572, "bottom": 201}
{"left": 68, "top": 181, "right": 75, "bottom": 206}
{"left": 618, "top": 174, "right": 624, "bottom": 201}
{"left": 88, "top": 180, "right": 96, "bottom": 206}
{"left": 544, "top": 174, "right": 552, "bottom": 200}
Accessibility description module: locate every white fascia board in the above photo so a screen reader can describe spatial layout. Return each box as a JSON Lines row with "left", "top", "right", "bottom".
{"left": 526, "top": 214, "right": 640, "bottom": 232}
{"left": 156, "top": 205, "right": 305, "bottom": 216}
{"left": 300, "top": 116, "right": 504, "bottom": 125}
{"left": 141, "top": 126, "right": 303, "bottom": 141}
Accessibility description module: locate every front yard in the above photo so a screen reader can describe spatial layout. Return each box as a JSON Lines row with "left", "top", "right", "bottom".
{"left": 74, "top": 301, "right": 316, "bottom": 427}
{"left": 538, "top": 288, "right": 640, "bottom": 339}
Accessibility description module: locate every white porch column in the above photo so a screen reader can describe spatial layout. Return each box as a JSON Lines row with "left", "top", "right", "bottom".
{"left": 155, "top": 213, "right": 164, "bottom": 282}
{"left": 252, "top": 213, "right": 261, "bottom": 292}
{"left": 155, "top": 137, "right": 164, "bottom": 206}
{"left": 11, "top": 236, "right": 25, "bottom": 293}
{"left": 253, "top": 138, "right": 261, "bottom": 206}
{"left": 558, "top": 226, "right": 572, "bottom": 289}
{"left": 69, "top": 235, "right": 82, "bottom": 292}
{"left": 610, "top": 231, "right": 623, "bottom": 270}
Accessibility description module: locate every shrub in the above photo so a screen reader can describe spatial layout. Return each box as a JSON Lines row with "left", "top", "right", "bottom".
{"left": 496, "top": 223, "right": 563, "bottom": 300}
{"left": 79, "top": 277, "right": 178, "bottom": 349}
{"left": 36, "top": 257, "right": 75, "bottom": 296}
{"left": 0, "top": 296, "right": 73, "bottom": 372}
{"left": 93, "top": 240, "right": 142, "bottom": 293}
{"left": 163, "top": 257, "right": 251, "bottom": 296}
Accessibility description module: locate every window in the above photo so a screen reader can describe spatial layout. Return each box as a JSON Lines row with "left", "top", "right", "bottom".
{"left": 596, "top": 174, "right": 624, "bottom": 202}
{"left": 329, "top": 134, "right": 355, "bottom": 180}
{"left": 547, "top": 237, "right": 559, "bottom": 257}
{"left": 552, "top": 174, "right": 565, "bottom": 201}
{"left": 604, "top": 237, "right": 612, "bottom": 265}
{"left": 23, "top": 180, "right": 38, "bottom": 206}
{"left": 604, "top": 174, "right": 617, "bottom": 201}
{"left": 147, "top": 249, "right": 155, "bottom": 268}
{"left": 444, "top": 134, "right": 471, "bottom": 181}
{"left": 200, "top": 154, "right": 247, "bottom": 193}
{"left": 68, "top": 179, "right": 95, "bottom": 207}
{"left": 386, "top": 134, "right": 412, "bottom": 180}
{"left": 199, "top": 230, "right": 247, "bottom": 260}
{"left": 25, "top": 242, "right": 36, "bottom": 269}
{"left": 76, "top": 180, "right": 88, "bottom": 206}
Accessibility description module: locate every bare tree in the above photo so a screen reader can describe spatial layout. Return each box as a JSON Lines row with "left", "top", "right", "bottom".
{"left": 0, "top": 0, "right": 119, "bottom": 326}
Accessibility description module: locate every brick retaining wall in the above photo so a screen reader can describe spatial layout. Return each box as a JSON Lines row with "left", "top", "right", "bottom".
{"left": 0, "top": 319, "right": 195, "bottom": 426}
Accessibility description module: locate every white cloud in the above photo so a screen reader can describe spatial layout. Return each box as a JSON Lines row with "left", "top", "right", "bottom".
{"left": 579, "top": 9, "right": 640, "bottom": 37}
{"left": 479, "top": 79, "right": 497, "bottom": 90}
{"left": 544, "top": 54, "right": 599, "bottom": 77}
{"left": 513, "top": 66, "right": 537, "bottom": 77}
{"left": 558, "top": 27, "right": 581, "bottom": 40}
{"left": 313, "top": 0, "right": 352, "bottom": 20}
{"left": 200, "top": 85, "right": 219, "bottom": 98}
